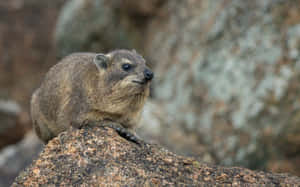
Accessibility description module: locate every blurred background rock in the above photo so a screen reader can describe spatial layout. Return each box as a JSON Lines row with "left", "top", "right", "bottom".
{"left": 1, "top": 0, "right": 300, "bottom": 185}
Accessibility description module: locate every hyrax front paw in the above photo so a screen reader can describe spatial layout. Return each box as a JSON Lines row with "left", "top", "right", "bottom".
{"left": 105, "top": 123, "right": 141, "bottom": 146}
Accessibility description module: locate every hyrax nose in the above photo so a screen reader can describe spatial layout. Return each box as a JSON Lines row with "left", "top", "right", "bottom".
{"left": 143, "top": 69, "right": 154, "bottom": 81}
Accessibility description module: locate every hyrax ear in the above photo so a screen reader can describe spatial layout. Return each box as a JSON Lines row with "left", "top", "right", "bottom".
{"left": 93, "top": 53, "right": 109, "bottom": 70}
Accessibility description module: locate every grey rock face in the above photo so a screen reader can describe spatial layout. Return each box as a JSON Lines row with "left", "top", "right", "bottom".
{"left": 55, "top": 0, "right": 141, "bottom": 57}
{"left": 0, "top": 131, "right": 43, "bottom": 187}
{"left": 144, "top": 0, "right": 300, "bottom": 173}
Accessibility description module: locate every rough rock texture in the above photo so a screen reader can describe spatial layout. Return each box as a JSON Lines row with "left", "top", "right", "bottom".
{"left": 12, "top": 125, "right": 300, "bottom": 186}
{"left": 0, "top": 131, "right": 43, "bottom": 187}
{"left": 144, "top": 0, "right": 300, "bottom": 175}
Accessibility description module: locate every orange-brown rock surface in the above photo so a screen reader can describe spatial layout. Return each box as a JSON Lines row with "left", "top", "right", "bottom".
{"left": 13, "top": 125, "right": 300, "bottom": 186}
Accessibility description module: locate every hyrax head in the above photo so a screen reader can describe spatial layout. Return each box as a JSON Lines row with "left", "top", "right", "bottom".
{"left": 91, "top": 49, "right": 153, "bottom": 114}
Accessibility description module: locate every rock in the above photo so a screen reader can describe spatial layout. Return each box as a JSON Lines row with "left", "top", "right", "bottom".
{"left": 55, "top": 0, "right": 143, "bottom": 58}
{"left": 138, "top": 101, "right": 214, "bottom": 163}
{"left": 54, "top": 0, "right": 167, "bottom": 58}
{"left": 144, "top": 0, "right": 300, "bottom": 175}
{"left": 12, "top": 125, "right": 300, "bottom": 186}
{"left": 0, "top": 100, "right": 29, "bottom": 149}
{"left": 0, "top": 0, "right": 66, "bottom": 108}
{"left": 122, "top": 0, "right": 166, "bottom": 16}
{"left": 0, "top": 131, "right": 43, "bottom": 187}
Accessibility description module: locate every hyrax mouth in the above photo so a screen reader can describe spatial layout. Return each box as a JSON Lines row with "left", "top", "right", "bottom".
{"left": 132, "top": 80, "right": 147, "bottom": 85}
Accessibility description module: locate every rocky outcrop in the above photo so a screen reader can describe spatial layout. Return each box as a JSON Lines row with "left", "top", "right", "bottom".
{"left": 12, "top": 125, "right": 300, "bottom": 186}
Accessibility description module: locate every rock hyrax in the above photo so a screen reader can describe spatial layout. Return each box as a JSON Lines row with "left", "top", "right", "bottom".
{"left": 31, "top": 49, "right": 153, "bottom": 143}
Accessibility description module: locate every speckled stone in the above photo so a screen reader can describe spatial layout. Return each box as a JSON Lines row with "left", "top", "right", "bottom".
{"left": 13, "top": 124, "right": 300, "bottom": 186}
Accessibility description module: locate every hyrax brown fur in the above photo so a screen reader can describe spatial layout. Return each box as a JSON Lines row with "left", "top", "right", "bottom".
{"left": 31, "top": 49, "right": 153, "bottom": 143}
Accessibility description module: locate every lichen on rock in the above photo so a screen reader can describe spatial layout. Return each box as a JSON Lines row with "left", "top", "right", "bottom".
{"left": 144, "top": 0, "right": 300, "bottom": 174}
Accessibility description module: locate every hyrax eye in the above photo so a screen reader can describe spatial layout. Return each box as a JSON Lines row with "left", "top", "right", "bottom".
{"left": 122, "top": 63, "right": 132, "bottom": 71}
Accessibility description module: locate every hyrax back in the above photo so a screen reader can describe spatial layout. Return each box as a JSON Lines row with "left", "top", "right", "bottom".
{"left": 31, "top": 49, "right": 153, "bottom": 143}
